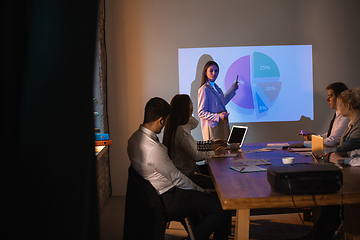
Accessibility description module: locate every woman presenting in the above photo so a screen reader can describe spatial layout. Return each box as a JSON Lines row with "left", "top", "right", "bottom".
{"left": 198, "top": 61, "right": 239, "bottom": 141}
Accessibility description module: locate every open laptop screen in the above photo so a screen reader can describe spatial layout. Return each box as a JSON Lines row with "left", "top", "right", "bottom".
{"left": 227, "top": 125, "right": 248, "bottom": 147}
{"left": 312, "top": 135, "right": 324, "bottom": 158}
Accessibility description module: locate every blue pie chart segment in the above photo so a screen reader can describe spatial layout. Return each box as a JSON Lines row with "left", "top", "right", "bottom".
{"left": 256, "top": 92, "right": 268, "bottom": 113}
{"left": 225, "top": 52, "right": 281, "bottom": 114}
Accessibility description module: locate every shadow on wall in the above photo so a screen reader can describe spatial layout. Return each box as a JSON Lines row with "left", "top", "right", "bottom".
{"left": 190, "top": 54, "right": 214, "bottom": 141}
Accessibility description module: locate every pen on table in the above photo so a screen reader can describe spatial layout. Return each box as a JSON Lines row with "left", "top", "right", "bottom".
{"left": 230, "top": 166, "right": 245, "bottom": 172}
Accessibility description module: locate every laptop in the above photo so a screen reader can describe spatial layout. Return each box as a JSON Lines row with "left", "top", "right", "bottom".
{"left": 311, "top": 135, "right": 324, "bottom": 162}
{"left": 227, "top": 125, "right": 248, "bottom": 147}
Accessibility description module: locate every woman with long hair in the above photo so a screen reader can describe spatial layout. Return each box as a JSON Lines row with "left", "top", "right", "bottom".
{"left": 163, "top": 94, "right": 224, "bottom": 188}
{"left": 334, "top": 88, "right": 360, "bottom": 152}
{"left": 198, "top": 61, "right": 239, "bottom": 141}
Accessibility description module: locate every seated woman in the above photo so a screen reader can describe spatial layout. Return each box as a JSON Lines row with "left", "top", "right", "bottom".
{"left": 335, "top": 88, "right": 360, "bottom": 152}
{"left": 163, "top": 94, "right": 225, "bottom": 189}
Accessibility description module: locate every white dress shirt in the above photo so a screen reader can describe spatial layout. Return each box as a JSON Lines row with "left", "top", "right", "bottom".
{"left": 169, "top": 116, "right": 215, "bottom": 176}
{"left": 304, "top": 110, "right": 349, "bottom": 148}
{"left": 321, "top": 110, "right": 350, "bottom": 146}
{"left": 127, "top": 125, "right": 203, "bottom": 195}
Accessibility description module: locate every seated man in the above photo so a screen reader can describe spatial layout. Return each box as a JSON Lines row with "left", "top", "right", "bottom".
{"left": 290, "top": 82, "right": 349, "bottom": 148}
{"left": 127, "top": 97, "right": 231, "bottom": 240}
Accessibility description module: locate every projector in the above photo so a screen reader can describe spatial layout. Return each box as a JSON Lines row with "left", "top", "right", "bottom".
{"left": 267, "top": 163, "right": 342, "bottom": 194}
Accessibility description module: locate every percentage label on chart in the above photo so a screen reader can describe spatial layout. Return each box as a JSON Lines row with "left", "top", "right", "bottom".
{"left": 260, "top": 65, "right": 271, "bottom": 70}
{"left": 259, "top": 106, "right": 268, "bottom": 111}
{"left": 265, "top": 86, "right": 276, "bottom": 91}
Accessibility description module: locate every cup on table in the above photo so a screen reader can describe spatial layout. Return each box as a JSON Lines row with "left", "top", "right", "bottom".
{"left": 282, "top": 157, "right": 294, "bottom": 164}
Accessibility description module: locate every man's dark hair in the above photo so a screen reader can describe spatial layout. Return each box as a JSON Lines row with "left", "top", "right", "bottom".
{"left": 143, "top": 97, "right": 171, "bottom": 124}
{"left": 326, "top": 82, "right": 348, "bottom": 97}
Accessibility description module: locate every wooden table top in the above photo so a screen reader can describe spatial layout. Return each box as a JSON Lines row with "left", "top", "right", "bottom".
{"left": 207, "top": 142, "right": 360, "bottom": 210}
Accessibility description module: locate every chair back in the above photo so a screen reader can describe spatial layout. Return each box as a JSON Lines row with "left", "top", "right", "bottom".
{"left": 123, "top": 165, "right": 167, "bottom": 240}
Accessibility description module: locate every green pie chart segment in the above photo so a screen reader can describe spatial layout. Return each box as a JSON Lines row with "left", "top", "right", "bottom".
{"left": 254, "top": 52, "right": 280, "bottom": 78}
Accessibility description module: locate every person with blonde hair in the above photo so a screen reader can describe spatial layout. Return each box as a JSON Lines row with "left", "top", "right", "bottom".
{"left": 335, "top": 88, "right": 360, "bottom": 152}
{"left": 327, "top": 88, "right": 360, "bottom": 165}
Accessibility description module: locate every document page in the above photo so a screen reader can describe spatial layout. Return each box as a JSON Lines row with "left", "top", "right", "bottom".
{"left": 230, "top": 165, "right": 267, "bottom": 172}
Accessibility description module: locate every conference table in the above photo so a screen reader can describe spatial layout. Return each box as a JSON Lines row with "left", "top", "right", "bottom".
{"left": 207, "top": 142, "right": 360, "bottom": 240}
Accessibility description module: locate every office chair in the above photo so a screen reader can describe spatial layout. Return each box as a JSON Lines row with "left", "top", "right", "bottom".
{"left": 123, "top": 165, "right": 195, "bottom": 240}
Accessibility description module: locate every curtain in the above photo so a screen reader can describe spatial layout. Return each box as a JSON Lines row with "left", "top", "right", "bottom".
{"left": 94, "top": 0, "right": 108, "bottom": 134}
{"left": 4, "top": 1, "right": 100, "bottom": 239}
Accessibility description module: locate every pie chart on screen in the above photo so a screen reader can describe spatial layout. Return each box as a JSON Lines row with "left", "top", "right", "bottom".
{"left": 224, "top": 52, "right": 281, "bottom": 114}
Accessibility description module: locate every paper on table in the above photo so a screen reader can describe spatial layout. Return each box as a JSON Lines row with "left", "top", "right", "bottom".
{"left": 258, "top": 148, "right": 273, "bottom": 152}
{"left": 239, "top": 148, "right": 272, "bottom": 153}
{"left": 215, "top": 153, "right": 238, "bottom": 158}
{"left": 230, "top": 165, "right": 267, "bottom": 172}
{"left": 242, "top": 165, "right": 267, "bottom": 172}
{"left": 231, "top": 159, "right": 271, "bottom": 166}
{"left": 265, "top": 143, "right": 289, "bottom": 150}
{"left": 296, "top": 152, "right": 312, "bottom": 157}
{"left": 288, "top": 148, "right": 312, "bottom": 152}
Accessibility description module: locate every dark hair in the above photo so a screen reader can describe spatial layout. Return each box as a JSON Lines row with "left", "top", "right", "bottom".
{"left": 143, "top": 97, "right": 171, "bottom": 124}
{"left": 326, "top": 82, "right": 348, "bottom": 97}
{"left": 200, "top": 61, "right": 219, "bottom": 87}
{"left": 337, "top": 88, "right": 360, "bottom": 112}
{"left": 163, "top": 94, "right": 192, "bottom": 156}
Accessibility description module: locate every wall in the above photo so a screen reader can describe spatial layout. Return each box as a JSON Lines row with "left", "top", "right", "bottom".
{"left": 105, "top": 0, "right": 360, "bottom": 196}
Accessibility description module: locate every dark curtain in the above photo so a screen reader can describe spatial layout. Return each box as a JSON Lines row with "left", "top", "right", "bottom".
{"left": 3, "top": 1, "right": 100, "bottom": 239}
{"left": 99, "top": 0, "right": 108, "bottom": 134}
